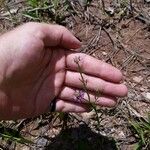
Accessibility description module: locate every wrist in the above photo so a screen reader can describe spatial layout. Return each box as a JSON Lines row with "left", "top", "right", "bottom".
{"left": 0, "top": 35, "right": 11, "bottom": 120}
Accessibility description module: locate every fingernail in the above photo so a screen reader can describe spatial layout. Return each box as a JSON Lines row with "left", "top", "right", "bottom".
{"left": 73, "top": 37, "right": 82, "bottom": 48}
{"left": 75, "top": 36, "right": 82, "bottom": 42}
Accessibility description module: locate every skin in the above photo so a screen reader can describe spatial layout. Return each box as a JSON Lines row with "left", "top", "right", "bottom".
{"left": 0, "top": 22, "right": 128, "bottom": 120}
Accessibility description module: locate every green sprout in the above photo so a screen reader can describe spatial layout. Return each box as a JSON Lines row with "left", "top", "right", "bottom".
{"left": 0, "top": 123, "right": 33, "bottom": 145}
{"left": 24, "top": 0, "right": 70, "bottom": 23}
{"left": 130, "top": 113, "right": 150, "bottom": 150}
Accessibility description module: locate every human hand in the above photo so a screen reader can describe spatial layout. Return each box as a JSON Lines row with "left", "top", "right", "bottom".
{"left": 0, "top": 22, "right": 128, "bottom": 120}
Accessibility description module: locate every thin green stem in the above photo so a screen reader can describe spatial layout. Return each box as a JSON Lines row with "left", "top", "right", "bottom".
{"left": 74, "top": 57, "right": 101, "bottom": 127}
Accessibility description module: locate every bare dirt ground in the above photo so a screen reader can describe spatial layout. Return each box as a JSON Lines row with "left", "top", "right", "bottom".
{"left": 0, "top": 0, "right": 150, "bottom": 150}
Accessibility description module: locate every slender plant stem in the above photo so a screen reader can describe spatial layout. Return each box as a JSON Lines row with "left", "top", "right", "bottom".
{"left": 74, "top": 57, "right": 101, "bottom": 127}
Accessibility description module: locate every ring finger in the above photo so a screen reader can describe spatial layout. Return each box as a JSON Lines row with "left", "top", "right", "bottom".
{"left": 58, "top": 86, "right": 117, "bottom": 107}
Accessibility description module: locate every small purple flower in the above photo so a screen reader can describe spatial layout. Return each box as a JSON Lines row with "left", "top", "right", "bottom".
{"left": 74, "top": 90, "right": 85, "bottom": 103}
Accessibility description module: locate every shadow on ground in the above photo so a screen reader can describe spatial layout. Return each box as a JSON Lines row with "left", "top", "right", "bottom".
{"left": 46, "top": 124, "right": 117, "bottom": 150}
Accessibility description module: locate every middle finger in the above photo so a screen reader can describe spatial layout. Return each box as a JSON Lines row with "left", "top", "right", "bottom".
{"left": 65, "top": 71, "right": 128, "bottom": 97}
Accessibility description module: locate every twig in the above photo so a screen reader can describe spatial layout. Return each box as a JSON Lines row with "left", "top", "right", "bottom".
{"left": 102, "top": 27, "right": 115, "bottom": 47}
{"left": 129, "top": 0, "right": 134, "bottom": 15}
{"left": 101, "top": 0, "right": 105, "bottom": 12}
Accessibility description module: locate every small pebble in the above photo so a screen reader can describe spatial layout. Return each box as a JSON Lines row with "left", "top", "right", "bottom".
{"left": 105, "top": 7, "right": 115, "bottom": 16}
{"left": 102, "top": 51, "right": 107, "bottom": 56}
{"left": 133, "top": 76, "right": 143, "bottom": 83}
{"left": 142, "top": 92, "right": 150, "bottom": 101}
{"left": 145, "top": 0, "right": 150, "bottom": 3}
{"left": 118, "top": 131, "right": 126, "bottom": 139}
{"left": 36, "top": 137, "right": 48, "bottom": 147}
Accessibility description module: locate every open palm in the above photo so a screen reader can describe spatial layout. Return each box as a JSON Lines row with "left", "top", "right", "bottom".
{"left": 0, "top": 23, "right": 127, "bottom": 120}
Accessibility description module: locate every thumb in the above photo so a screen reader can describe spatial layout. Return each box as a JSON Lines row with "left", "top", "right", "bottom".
{"left": 36, "top": 23, "right": 81, "bottom": 49}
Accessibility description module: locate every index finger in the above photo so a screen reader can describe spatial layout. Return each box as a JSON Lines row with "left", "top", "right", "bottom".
{"left": 66, "top": 50, "right": 123, "bottom": 83}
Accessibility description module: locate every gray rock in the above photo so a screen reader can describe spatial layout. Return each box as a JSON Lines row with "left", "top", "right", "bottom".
{"left": 133, "top": 76, "right": 143, "bottom": 83}
{"left": 145, "top": 0, "right": 150, "bottom": 3}
{"left": 142, "top": 92, "right": 150, "bottom": 101}
{"left": 36, "top": 137, "right": 48, "bottom": 147}
{"left": 78, "top": 0, "right": 88, "bottom": 6}
{"left": 105, "top": 7, "right": 115, "bottom": 16}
